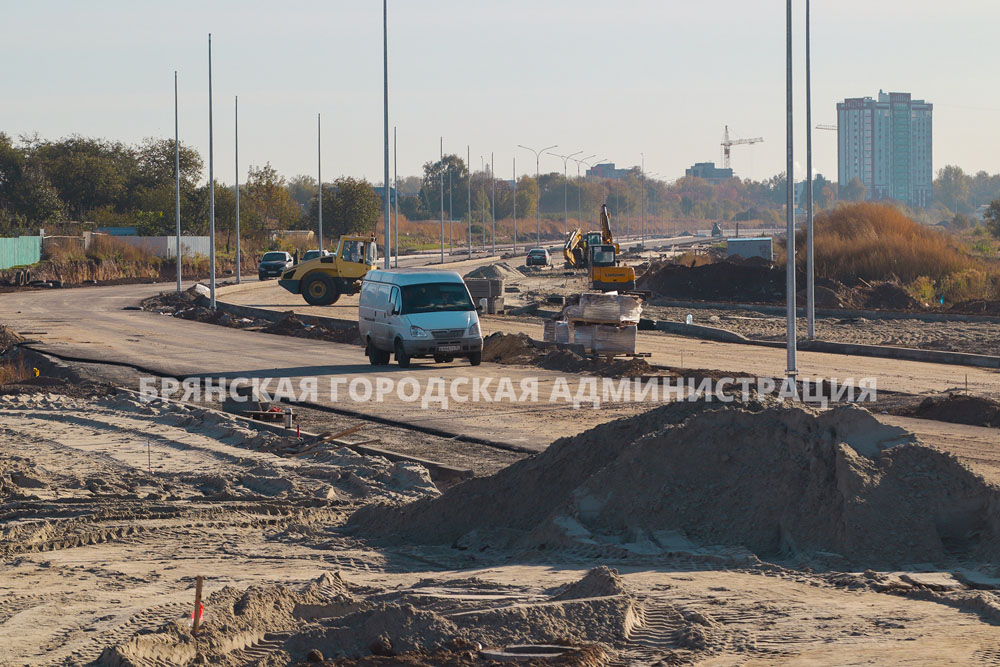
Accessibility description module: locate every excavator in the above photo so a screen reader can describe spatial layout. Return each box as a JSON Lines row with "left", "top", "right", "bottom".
{"left": 563, "top": 204, "right": 635, "bottom": 292}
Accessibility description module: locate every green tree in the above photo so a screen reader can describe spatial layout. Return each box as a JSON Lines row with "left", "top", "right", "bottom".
{"left": 515, "top": 175, "right": 537, "bottom": 220}
{"left": 286, "top": 174, "right": 317, "bottom": 212}
{"left": 984, "top": 200, "right": 1000, "bottom": 239}
{"left": 243, "top": 163, "right": 299, "bottom": 232}
{"left": 844, "top": 177, "right": 867, "bottom": 203}
{"left": 934, "top": 165, "right": 970, "bottom": 213}
{"left": 33, "top": 137, "right": 135, "bottom": 218}
{"left": 420, "top": 154, "right": 468, "bottom": 218}
{"left": 306, "top": 177, "right": 380, "bottom": 241}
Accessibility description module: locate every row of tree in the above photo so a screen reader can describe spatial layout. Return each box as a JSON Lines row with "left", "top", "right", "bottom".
{"left": 0, "top": 133, "right": 380, "bottom": 242}
{"left": 4, "top": 132, "right": 1000, "bottom": 241}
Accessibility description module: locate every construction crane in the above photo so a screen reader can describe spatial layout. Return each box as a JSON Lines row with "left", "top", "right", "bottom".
{"left": 721, "top": 125, "right": 763, "bottom": 170}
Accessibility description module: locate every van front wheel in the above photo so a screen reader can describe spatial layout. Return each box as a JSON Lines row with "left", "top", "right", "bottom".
{"left": 394, "top": 340, "right": 411, "bottom": 368}
{"left": 468, "top": 351, "right": 482, "bottom": 366}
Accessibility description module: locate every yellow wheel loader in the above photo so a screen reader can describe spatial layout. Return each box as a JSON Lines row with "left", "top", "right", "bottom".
{"left": 278, "top": 234, "right": 377, "bottom": 305}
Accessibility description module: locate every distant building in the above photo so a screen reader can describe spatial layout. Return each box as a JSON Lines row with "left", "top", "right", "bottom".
{"left": 684, "top": 162, "right": 734, "bottom": 184}
{"left": 585, "top": 162, "right": 630, "bottom": 180}
{"left": 372, "top": 185, "right": 397, "bottom": 204}
{"left": 836, "top": 90, "right": 932, "bottom": 208}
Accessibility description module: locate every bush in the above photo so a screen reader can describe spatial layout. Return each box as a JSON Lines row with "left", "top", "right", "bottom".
{"left": 803, "top": 203, "right": 972, "bottom": 283}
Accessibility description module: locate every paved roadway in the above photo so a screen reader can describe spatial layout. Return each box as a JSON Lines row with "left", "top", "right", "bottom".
{"left": 3, "top": 252, "right": 998, "bottom": 455}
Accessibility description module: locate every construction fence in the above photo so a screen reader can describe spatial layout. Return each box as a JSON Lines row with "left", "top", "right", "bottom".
{"left": 0, "top": 235, "right": 42, "bottom": 270}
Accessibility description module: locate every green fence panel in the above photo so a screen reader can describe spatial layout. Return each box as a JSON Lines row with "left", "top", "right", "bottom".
{"left": 0, "top": 236, "right": 42, "bottom": 269}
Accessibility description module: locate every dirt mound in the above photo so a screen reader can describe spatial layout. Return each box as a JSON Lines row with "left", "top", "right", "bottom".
{"left": 552, "top": 567, "right": 627, "bottom": 601}
{"left": 482, "top": 332, "right": 538, "bottom": 363}
{"left": 100, "top": 570, "right": 635, "bottom": 665}
{"left": 464, "top": 262, "right": 522, "bottom": 282}
{"left": 263, "top": 312, "right": 363, "bottom": 345}
{"left": 850, "top": 281, "right": 919, "bottom": 311}
{"left": 949, "top": 299, "right": 1000, "bottom": 315}
{"left": 903, "top": 393, "right": 1000, "bottom": 428}
{"left": 637, "top": 259, "right": 785, "bottom": 303}
{"left": 482, "top": 333, "right": 656, "bottom": 378}
{"left": 349, "top": 400, "right": 1000, "bottom": 568}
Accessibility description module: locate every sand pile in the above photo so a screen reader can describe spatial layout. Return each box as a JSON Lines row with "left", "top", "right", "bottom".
{"left": 903, "top": 393, "right": 1000, "bottom": 428}
{"left": 99, "top": 569, "right": 636, "bottom": 665}
{"left": 464, "top": 262, "right": 523, "bottom": 282}
{"left": 482, "top": 332, "right": 656, "bottom": 378}
{"left": 350, "top": 400, "right": 1000, "bottom": 568}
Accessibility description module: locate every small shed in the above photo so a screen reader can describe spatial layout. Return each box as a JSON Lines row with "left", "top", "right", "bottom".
{"left": 727, "top": 237, "right": 773, "bottom": 262}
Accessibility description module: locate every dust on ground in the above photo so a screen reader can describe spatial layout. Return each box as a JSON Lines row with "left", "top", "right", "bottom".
{"left": 482, "top": 332, "right": 657, "bottom": 378}
{"left": 143, "top": 285, "right": 362, "bottom": 345}
{"left": 644, "top": 304, "right": 1000, "bottom": 356}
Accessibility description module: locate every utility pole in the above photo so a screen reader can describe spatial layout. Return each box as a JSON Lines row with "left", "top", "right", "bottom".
{"left": 448, "top": 169, "right": 453, "bottom": 252}
{"left": 480, "top": 156, "right": 486, "bottom": 251}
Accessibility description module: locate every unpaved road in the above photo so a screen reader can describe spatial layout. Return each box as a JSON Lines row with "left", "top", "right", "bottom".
{"left": 2, "top": 270, "right": 998, "bottom": 453}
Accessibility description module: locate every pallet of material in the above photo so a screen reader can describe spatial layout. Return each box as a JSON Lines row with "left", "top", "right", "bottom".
{"left": 543, "top": 319, "right": 574, "bottom": 344}
{"left": 573, "top": 323, "right": 638, "bottom": 355}
{"left": 563, "top": 292, "right": 642, "bottom": 324}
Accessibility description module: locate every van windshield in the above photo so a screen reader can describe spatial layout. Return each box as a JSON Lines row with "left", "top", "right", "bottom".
{"left": 400, "top": 282, "right": 474, "bottom": 314}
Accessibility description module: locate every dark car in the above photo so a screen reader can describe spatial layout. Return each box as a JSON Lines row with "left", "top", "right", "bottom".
{"left": 301, "top": 249, "right": 331, "bottom": 262}
{"left": 525, "top": 247, "right": 550, "bottom": 266}
{"left": 258, "top": 251, "right": 294, "bottom": 280}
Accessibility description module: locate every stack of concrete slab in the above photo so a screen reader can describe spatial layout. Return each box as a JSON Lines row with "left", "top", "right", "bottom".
{"left": 564, "top": 292, "right": 642, "bottom": 324}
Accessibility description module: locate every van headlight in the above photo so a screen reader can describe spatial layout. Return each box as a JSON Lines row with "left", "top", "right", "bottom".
{"left": 410, "top": 325, "right": 428, "bottom": 338}
{"left": 467, "top": 322, "right": 480, "bottom": 337}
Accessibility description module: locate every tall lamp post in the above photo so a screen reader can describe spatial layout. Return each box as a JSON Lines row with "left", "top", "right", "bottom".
{"left": 785, "top": 0, "right": 798, "bottom": 380}
{"left": 569, "top": 154, "right": 595, "bottom": 229}
{"left": 805, "top": 0, "right": 816, "bottom": 339}
{"left": 580, "top": 157, "right": 606, "bottom": 227}
{"left": 381, "top": 0, "right": 390, "bottom": 269}
{"left": 547, "top": 150, "right": 582, "bottom": 235}
{"left": 517, "top": 144, "right": 557, "bottom": 246}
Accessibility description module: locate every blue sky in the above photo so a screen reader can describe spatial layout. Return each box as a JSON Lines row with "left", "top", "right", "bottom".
{"left": 3, "top": 0, "right": 998, "bottom": 184}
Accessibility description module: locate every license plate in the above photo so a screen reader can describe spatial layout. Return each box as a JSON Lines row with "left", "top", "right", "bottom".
{"left": 437, "top": 344, "right": 461, "bottom": 352}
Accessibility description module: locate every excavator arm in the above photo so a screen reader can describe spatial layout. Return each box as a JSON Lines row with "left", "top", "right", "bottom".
{"left": 563, "top": 228, "right": 583, "bottom": 268}
{"left": 599, "top": 203, "right": 619, "bottom": 252}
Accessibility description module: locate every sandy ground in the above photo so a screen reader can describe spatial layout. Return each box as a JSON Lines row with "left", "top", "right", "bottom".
{"left": 5, "top": 389, "right": 1000, "bottom": 665}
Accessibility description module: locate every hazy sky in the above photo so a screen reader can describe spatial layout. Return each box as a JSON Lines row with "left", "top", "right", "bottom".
{"left": 3, "top": 1, "right": 999, "bottom": 185}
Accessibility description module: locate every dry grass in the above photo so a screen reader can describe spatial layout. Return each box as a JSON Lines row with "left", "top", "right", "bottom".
{"left": 805, "top": 203, "right": 974, "bottom": 284}
{"left": 0, "top": 358, "right": 31, "bottom": 385}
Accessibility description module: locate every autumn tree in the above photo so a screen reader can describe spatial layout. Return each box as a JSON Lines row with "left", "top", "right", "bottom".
{"left": 242, "top": 163, "right": 299, "bottom": 233}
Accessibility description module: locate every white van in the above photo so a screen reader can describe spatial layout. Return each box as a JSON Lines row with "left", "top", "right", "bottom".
{"left": 359, "top": 269, "right": 483, "bottom": 368}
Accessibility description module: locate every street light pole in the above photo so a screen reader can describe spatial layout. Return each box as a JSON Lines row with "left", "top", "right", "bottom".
{"left": 207, "top": 33, "right": 215, "bottom": 311}
{"left": 640, "top": 153, "right": 645, "bottom": 247}
{"left": 491, "top": 152, "right": 496, "bottom": 255}
{"left": 480, "top": 155, "right": 486, "bottom": 251}
{"left": 467, "top": 145, "right": 472, "bottom": 259}
{"left": 548, "top": 150, "right": 581, "bottom": 236}
{"left": 174, "top": 71, "right": 181, "bottom": 294}
{"left": 518, "top": 144, "right": 557, "bottom": 246}
{"left": 512, "top": 157, "right": 517, "bottom": 255}
{"left": 382, "top": 0, "right": 390, "bottom": 270}
{"left": 440, "top": 136, "right": 445, "bottom": 264}
{"left": 393, "top": 126, "right": 398, "bottom": 267}
{"left": 805, "top": 0, "right": 816, "bottom": 340}
{"left": 581, "top": 157, "right": 606, "bottom": 227}
{"left": 785, "top": 0, "right": 798, "bottom": 380}
{"left": 317, "top": 113, "right": 322, "bottom": 253}
{"left": 569, "top": 154, "right": 595, "bottom": 230}
{"left": 235, "top": 96, "right": 240, "bottom": 283}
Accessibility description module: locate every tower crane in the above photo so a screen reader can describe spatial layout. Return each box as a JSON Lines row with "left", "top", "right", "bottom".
{"left": 721, "top": 125, "right": 763, "bottom": 170}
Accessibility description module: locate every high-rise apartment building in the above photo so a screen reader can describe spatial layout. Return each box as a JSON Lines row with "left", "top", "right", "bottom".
{"left": 836, "top": 91, "right": 932, "bottom": 207}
